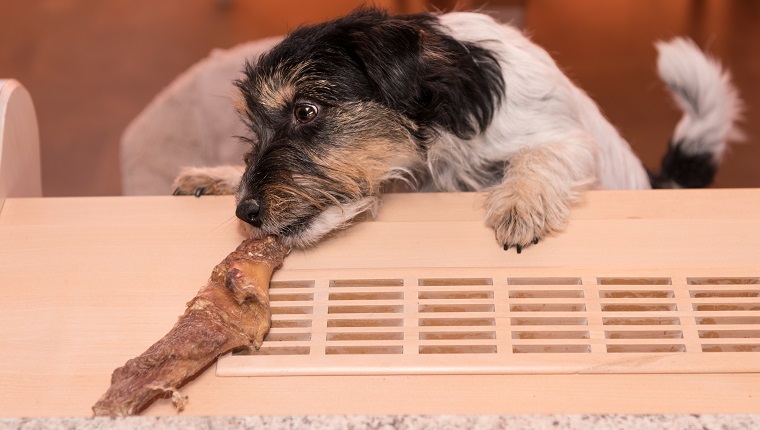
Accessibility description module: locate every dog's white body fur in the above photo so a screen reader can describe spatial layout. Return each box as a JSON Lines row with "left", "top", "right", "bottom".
{"left": 433, "top": 13, "right": 737, "bottom": 247}
{"left": 174, "top": 12, "right": 741, "bottom": 249}
{"left": 436, "top": 13, "right": 649, "bottom": 192}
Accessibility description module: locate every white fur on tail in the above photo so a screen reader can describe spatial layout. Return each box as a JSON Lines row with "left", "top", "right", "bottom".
{"left": 656, "top": 38, "right": 743, "bottom": 162}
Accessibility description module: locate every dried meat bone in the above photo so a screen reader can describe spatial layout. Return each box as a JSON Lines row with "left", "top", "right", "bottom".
{"left": 92, "top": 235, "right": 290, "bottom": 417}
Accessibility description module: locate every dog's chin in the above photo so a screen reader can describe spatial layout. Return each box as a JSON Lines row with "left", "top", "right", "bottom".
{"left": 237, "top": 197, "right": 379, "bottom": 249}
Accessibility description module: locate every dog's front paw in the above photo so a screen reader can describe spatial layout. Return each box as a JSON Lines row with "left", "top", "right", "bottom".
{"left": 172, "top": 166, "right": 244, "bottom": 197}
{"left": 485, "top": 183, "right": 570, "bottom": 253}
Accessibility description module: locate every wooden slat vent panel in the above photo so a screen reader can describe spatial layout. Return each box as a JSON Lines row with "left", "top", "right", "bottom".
{"left": 217, "top": 273, "right": 760, "bottom": 376}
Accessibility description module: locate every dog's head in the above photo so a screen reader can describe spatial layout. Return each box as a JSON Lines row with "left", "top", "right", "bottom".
{"left": 233, "top": 8, "right": 503, "bottom": 247}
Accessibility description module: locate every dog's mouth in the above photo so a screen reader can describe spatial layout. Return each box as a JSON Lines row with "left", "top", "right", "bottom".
{"left": 237, "top": 197, "right": 378, "bottom": 249}
{"left": 237, "top": 213, "right": 315, "bottom": 247}
{"left": 273, "top": 217, "right": 314, "bottom": 240}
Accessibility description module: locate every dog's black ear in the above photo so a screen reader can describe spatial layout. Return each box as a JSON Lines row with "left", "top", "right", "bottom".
{"left": 345, "top": 10, "right": 504, "bottom": 141}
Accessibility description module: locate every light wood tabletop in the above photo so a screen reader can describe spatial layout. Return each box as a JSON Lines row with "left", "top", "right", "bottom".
{"left": 1, "top": 190, "right": 759, "bottom": 417}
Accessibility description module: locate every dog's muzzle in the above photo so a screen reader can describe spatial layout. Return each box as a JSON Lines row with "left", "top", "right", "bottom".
{"left": 236, "top": 198, "right": 262, "bottom": 228}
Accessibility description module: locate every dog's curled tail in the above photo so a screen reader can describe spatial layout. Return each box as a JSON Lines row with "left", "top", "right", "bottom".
{"left": 650, "top": 37, "right": 743, "bottom": 188}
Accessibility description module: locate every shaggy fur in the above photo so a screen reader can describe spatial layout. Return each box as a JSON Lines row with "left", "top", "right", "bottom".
{"left": 173, "top": 8, "right": 742, "bottom": 251}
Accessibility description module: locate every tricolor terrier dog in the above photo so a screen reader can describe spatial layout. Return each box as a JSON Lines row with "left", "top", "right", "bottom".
{"left": 174, "top": 8, "right": 742, "bottom": 252}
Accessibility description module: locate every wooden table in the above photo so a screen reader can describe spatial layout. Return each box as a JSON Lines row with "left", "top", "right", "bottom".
{"left": 1, "top": 190, "right": 760, "bottom": 417}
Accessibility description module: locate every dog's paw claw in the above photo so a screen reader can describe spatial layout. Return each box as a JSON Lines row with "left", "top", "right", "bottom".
{"left": 172, "top": 185, "right": 206, "bottom": 197}
{"left": 502, "top": 239, "right": 539, "bottom": 253}
{"left": 491, "top": 211, "right": 548, "bottom": 254}
{"left": 487, "top": 188, "right": 568, "bottom": 254}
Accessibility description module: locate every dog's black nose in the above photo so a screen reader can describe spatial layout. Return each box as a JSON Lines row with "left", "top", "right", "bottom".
{"left": 236, "top": 199, "right": 262, "bottom": 227}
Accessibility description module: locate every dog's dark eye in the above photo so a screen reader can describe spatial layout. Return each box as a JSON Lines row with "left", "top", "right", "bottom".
{"left": 243, "top": 152, "right": 254, "bottom": 166}
{"left": 293, "top": 103, "right": 318, "bottom": 124}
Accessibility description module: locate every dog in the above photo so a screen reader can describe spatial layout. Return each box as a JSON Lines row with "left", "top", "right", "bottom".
{"left": 173, "top": 8, "right": 742, "bottom": 252}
